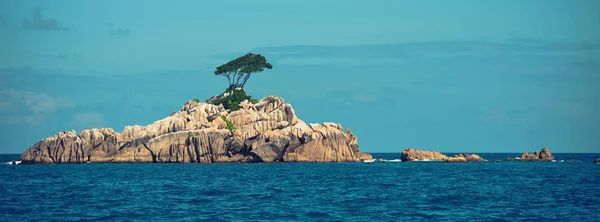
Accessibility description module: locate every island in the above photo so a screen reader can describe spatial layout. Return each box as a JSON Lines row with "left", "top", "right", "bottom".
{"left": 400, "top": 148, "right": 483, "bottom": 162}
{"left": 20, "top": 53, "right": 372, "bottom": 164}
{"left": 20, "top": 95, "right": 373, "bottom": 164}
{"left": 506, "top": 147, "right": 554, "bottom": 161}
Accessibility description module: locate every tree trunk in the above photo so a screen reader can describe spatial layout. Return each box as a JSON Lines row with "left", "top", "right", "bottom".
{"left": 234, "top": 73, "right": 244, "bottom": 88}
{"left": 240, "top": 73, "right": 252, "bottom": 88}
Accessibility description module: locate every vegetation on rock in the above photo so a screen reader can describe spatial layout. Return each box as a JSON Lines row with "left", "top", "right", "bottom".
{"left": 220, "top": 115, "right": 236, "bottom": 132}
{"left": 212, "top": 88, "right": 259, "bottom": 111}
{"left": 210, "top": 52, "right": 271, "bottom": 111}
{"left": 192, "top": 98, "right": 200, "bottom": 103}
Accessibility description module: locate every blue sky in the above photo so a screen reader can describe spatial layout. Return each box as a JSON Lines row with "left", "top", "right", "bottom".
{"left": 0, "top": 0, "right": 599, "bottom": 153}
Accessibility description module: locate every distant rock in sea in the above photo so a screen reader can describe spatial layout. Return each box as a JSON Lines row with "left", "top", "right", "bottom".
{"left": 401, "top": 148, "right": 448, "bottom": 162}
{"left": 595, "top": 158, "right": 600, "bottom": 164}
{"left": 400, "top": 148, "right": 483, "bottom": 163}
{"left": 506, "top": 147, "right": 554, "bottom": 161}
{"left": 452, "top": 153, "right": 484, "bottom": 162}
{"left": 20, "top": 96, "right": 371, "bottom": 164}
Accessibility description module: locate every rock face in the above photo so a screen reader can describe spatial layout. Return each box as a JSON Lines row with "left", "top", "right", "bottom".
{"left": 21, "top": 96, "right": 371, "bottom": 164}
{"left": 400, "top": 148, "right": 483, "bottom": 163}
{"left": 506, "top": 147, "right": 554, "bottom": 161}
{"left": 401, "top": 148, "right": 448, "bottom": 161}
{"left": 446, "top": 157, "right": 467, "bottom": 163}
{"left": 453, "top": 153, "right": 484, "bottom": 162}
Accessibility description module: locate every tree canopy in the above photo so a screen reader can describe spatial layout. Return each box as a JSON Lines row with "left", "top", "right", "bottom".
{"left": 214, "top": 53, "right": 273, "bottom": 89}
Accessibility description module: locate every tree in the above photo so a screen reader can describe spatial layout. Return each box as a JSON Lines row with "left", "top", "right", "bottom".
{"left": 214, "top": 53, "right": 273, "bottom": 89}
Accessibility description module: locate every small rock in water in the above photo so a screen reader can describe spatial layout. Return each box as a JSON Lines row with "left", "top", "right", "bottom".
{"left": 506, "top": 147, "right": 554, "bottom": 161}
{"left": 400, "top": 148, "right": 483, "bottom": 162}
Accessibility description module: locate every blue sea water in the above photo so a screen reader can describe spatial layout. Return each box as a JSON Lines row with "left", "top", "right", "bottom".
{"left": 1, "top": 153, "right": 599, "bottom": 221}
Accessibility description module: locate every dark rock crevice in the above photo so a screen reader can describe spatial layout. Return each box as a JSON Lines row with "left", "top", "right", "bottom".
{"left": 142, "top": 143, "right": 157, "bottom": 163}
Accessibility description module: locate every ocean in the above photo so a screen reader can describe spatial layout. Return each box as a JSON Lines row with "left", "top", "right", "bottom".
{"left": 1, "top": 153, "right": 599, "bottom": 221}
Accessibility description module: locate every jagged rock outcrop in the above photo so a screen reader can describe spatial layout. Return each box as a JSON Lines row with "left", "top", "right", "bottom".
{"left": 506, "top": 147, "right": 554, "bottom": 161}
{"left": 595, "top": 158, "right": 600, "bottom": 164}
{"left": 20, "top": 96, "right": 371, "bottom": 164}
{"left": 400, "top": 148, "right": 483, "bottom": 163}
{"left": 453, "top": 153, "right": 484, "bottom": 162}
{"left": 401, "top": 148, "right": 448, "bottom": 161}
{"left": 358, "top": 153, "right": 373, "bottom": 161}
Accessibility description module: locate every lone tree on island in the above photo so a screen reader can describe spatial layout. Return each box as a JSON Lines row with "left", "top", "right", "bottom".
{"left": 209, "top": 53, "right": 272, "bottom": 112}
{"left": 214, "top": 52, "right": 273, "bottom": 89}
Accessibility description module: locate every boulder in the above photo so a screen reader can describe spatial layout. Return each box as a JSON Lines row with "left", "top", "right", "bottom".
{"left": 538, "top": 147, "right": 554, "bottom": 160}
{"left": 400, "top": 149, "right": 483, "bottom": 162}
{"left": 358, "top": 153, "right": 373, "bottom": 161}
{"left": 401, "top": 148, "right": 448, "bottom": 161}
{"left": 453, "top": 153, "right": 483, "bottom": 162}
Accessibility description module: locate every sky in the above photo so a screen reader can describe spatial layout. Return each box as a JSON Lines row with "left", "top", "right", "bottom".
{"left": 0, "top": 0, "right": 599, "bottom": 153}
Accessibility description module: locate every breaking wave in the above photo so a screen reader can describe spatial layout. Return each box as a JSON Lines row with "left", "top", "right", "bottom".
{"left": 362, "top": 159, "right": 403, "bottom": 163}
{"left": 4, "top": 160, "right": 21, "bottom": 165}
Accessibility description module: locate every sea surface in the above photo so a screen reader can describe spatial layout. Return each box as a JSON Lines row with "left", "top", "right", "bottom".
{"left": 1, "top": 153, "right": 599, "bottom": 221}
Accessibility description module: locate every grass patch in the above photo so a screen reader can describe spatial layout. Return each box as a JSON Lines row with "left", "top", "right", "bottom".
{"left": 221, "top": 115, "right": 236, "bottom": 132}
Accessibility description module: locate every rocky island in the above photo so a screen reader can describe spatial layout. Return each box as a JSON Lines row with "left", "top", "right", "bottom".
{"left": 20, "top": 95, "right": 372, "bottom": 164}
{"left": 400, "top": 148, "right": 483, "bottom": 162}
{"left": 506, "top": 147, "right": 554, "bottom": 161}
{"left": 20, "top": 53, "right": 372, "bottom": 164}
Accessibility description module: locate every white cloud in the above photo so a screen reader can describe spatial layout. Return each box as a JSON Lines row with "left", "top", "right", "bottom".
{"left": 0, "top": 89, "right": 75, "bottom": 114}
{"left": 0, "top": 89, "right": 75, "bottom": 126}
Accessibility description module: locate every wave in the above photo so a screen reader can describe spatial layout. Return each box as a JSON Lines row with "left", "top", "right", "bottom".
{"left": 363, "top": 158, "right": 572, "bottom": 163}
{"left": 362, "top": 159, "right": 403, "bottom": 163}
{"left": 411, "top": 158, "right": 444, "bottom": 162}
{"left": 4, "top": 160, "right": 21, "bottom": 165}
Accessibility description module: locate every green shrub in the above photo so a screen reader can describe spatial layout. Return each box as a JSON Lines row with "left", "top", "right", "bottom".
{"left": 221, "top": 115, "right": 236, "bottom": 132}
{"left": 212, "top": 88, "right": 259, "bottom": 111}
{"left": 192, "top": 98, "right": 200, "bottom": 103}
